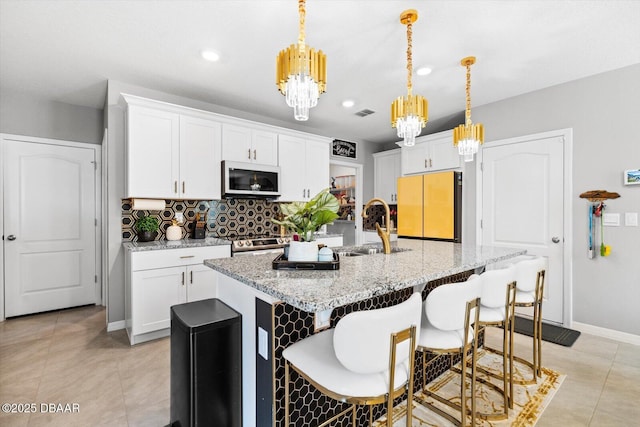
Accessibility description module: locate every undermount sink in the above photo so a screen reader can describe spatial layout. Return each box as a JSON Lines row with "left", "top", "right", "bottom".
{"left": 337, "top": 246, "right": 410, "bottom": 257}
{"left": 336, "top": 251, "right": 366, "bottom": 257}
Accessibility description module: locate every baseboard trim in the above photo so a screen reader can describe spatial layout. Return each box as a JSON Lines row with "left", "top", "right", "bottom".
{"left": 107, "top": 320, "right": 126, "bottom": 332}
{"left": 571, "top": 321, "right": 640, "bottom": 346}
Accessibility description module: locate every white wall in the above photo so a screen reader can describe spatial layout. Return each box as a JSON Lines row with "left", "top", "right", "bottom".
{"left": 0, "top": 88, "right": 103, "bottom": 144}
{"left": 471, "top": 64, "right": 640, "bottom": 336}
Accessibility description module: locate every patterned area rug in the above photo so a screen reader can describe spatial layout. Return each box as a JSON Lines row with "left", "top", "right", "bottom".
{"left": 375, "top": 350, "right": 565, "bottom": 426}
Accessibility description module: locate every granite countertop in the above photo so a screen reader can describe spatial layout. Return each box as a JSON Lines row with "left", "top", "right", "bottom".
{"left": 204, "top": 239, "right": 526, "bottom": 312}
{"left": 123, "top": 237, "right": 231, "bottom": 252}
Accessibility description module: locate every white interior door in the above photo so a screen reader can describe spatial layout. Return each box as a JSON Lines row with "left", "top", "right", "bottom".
{"left": 481, "top": 134, "right": 565, "bottom": 324}
{"left": 4, "top": 140, "right": 97, "bottom": 317}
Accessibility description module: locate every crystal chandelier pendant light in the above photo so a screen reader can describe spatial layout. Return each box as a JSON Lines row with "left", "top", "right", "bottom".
{"left": 453, "top": 56, "right": 484, "bottom": 162}
{"left": 391, "top": 9, "right": 428, "bottom": 147}
{"left": 276, "top": 0, "right": 326, "bottom": 121}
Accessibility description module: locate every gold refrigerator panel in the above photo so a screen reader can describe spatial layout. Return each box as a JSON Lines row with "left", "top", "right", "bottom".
{"left": 397, "top": 175, "right": 423, "bottom": 237}
{"left": 423, "top": 171, "right": 455, "bottom": 240}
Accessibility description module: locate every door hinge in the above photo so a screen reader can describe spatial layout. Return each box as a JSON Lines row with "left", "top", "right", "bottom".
{"left": 95, "top": 218, "right": 98, "bottom": 226}
{"left": 94, "top": 275, "right": 98, "bottom": 283}
{"left": 480, "top": 162, "right": 483, "bottom": 171}
{"left": 91, "top": 160, "right": 97, "bottom": 170}
{"left": 480, "top": 219, "right": 483, "bottom": 229}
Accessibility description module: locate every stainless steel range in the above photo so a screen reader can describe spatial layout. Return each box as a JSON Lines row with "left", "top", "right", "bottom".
{"left": 230, "top": 235, "right": 292, "bottom": 256}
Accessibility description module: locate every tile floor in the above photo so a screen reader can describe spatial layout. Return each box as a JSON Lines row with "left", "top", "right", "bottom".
{"left": 0, "top": 305, "right": 638, "bottom": 426}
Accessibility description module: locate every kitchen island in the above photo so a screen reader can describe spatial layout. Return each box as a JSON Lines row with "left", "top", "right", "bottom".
{"left": 204, "top": 239, "right": 525, "bottom": 427}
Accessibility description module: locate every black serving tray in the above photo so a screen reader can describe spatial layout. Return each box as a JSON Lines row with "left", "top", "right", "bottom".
{"left": 272, "top": 253, "right": 340, "bottom": 270}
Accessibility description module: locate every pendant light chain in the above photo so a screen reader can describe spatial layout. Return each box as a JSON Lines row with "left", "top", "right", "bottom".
{"left": 465, "top": 62, "right": 472, "bottom": 125}
{"left": 406, "top": 21, "right": 413, "bottom": 96}
{"left": 298, "top": 0, "right": 306, "bottom": 50}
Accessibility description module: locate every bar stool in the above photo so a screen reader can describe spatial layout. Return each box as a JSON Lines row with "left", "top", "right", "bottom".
{"left": 513, "top": 256, "right": 546, "bottom": 384}
{"left": 282, "top": 292, "right": 422, "bottom": 427}
{"left": 414, "top": 277, "right": 482, "bottom": 427}
{"left": 473, "top": 265, "right": 517, "bottom": 419}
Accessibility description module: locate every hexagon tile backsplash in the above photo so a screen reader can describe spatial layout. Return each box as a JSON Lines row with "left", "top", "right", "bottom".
{"left": 121, "top": 199, "right": 282, "bottom": 242}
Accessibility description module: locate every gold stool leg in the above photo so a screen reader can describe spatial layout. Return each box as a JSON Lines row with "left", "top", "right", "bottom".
{"left": 285, "top": 361, "right": 290, "bottom": 427}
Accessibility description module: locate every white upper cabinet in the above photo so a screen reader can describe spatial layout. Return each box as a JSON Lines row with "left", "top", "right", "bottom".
{"left": 179, "top": 115, "right": 222, "bottom": 200}
{"left": 222, "top": 124, "right": 278, "bottom": 166}
{"left": 278, "top": 135, "right": 330, "bottom": 201}
{"left": 401, "top": 129, "right": 460, "bottom": 175}
{"left": 124, "top": 95, "right": 222, "bottom": 200}
{"left": 126, "top": 105, "right": 180, "bottom": 199}
{"left": 373, "top": 149, "right": 401, "bottom": 203}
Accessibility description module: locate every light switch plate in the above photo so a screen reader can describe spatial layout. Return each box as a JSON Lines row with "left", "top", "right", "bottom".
{"left": 603, "top": 213, "right": 620, "bottom": 226}
{"left": 625, "top": 212, "right": 638, "bottom": 227}
{"left": 314, "top": 308, "right": 333, "bottom": 331}
{"left": 258, "top": 327, "right": 268, "bottom": 360}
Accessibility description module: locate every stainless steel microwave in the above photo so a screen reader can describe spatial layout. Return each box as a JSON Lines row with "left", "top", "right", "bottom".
{"left": 221, "top": 161, "right": 281, "bottom": 199}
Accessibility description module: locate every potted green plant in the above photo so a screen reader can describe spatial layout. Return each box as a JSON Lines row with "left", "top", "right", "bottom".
{"left": 273, "top": 188, "right": 340, "bottom": 261}
{"left": 135, "top": 215, "right": 159, "bottom": 242}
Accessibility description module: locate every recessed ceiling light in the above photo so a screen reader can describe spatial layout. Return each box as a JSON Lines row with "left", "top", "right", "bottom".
{"left": 416, "top": 67, "right": 432, "bottom": 76}
{"left": 201, "top": 50, "right": 220, "bottom": 62}
{"left": 342, "top": 100, "right": 355, "bottom": 108}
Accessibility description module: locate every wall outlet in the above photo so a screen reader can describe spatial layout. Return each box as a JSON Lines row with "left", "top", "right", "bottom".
{"left": 625, "top": 212, "right": 638, "bottom": 227}
{"left": 603, "top": 213, "right": 620, "bottom": 226}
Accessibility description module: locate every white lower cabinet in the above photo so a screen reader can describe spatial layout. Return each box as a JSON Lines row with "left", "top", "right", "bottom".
{"left": 125, "top": 245, "right": 230, "bottom": 344}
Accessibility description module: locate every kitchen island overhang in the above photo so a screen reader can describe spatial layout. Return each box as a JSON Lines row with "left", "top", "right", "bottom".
{"left": 203, "top": 239, "right": 525, "bottom": 427}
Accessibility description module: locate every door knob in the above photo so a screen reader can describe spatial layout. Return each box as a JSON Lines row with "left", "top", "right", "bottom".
{"left": 7, "top": 235, "right": 16, "bottom": 241}
{"left": 552, "top": 237, "right": 560, "bottom": 243}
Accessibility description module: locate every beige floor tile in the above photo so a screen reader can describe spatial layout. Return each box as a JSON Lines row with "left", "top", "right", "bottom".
{"left": 0, "top": 338, "right": 50, "bottom": 386}
{"left": 0, "top": 314, "right": 57, "bottom": 348}
{"left": 125, "top": 397, "right": 170, "bottom": 427}
{"left": 614, "top": 342, "right": 640, "bottom": 368}
{"left": 30, "top": 359, "right": 126, "bottom": 427}
{"left": 0, "top": 411, "right": 31, "bottom": 427}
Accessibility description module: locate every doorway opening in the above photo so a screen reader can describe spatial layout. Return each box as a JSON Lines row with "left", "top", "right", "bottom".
{"left": 328, "top": 161, "right": 363, "bottom": 246}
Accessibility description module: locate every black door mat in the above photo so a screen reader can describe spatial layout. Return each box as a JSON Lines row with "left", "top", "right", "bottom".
{"left": 513, "top": 316, "right": 581, "bottom": 347}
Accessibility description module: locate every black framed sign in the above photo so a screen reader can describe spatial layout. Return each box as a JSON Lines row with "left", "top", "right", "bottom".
{"left": 332, "top": 139, "right": 357, "bottom": 159}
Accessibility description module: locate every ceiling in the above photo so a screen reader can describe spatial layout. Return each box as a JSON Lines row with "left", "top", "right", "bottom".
{"left": 1, "top": 1, "right": 639, "bottom": 145}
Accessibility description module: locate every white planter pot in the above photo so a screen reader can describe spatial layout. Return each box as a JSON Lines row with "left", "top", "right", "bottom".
{"left": 287, "top": 241, "right": 319, "bottom": 262}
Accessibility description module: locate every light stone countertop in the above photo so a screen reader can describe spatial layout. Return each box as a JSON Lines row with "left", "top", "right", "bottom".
{"left": 204, "top": 239, "right": 526, "bottom": 312}
{"left": 123, "top": 237, "right": 231, "bottom": 252}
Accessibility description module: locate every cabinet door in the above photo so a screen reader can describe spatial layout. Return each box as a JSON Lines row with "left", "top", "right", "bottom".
{"left": 126, "top": 105, "right": 179, "bottom": 198}
{"left": 397, "top": 175, "right": 423, "bottom": 237}
{"left": 401, "top": 143, "right": 428, "bottom": 175}
{"left": 305, "top": 139, "right": 330, "bottom": 199}
{"left": 252, "top": 130, "right": 279, "bottom": 166}
{"left": 374, "top": 151, "right": 401, "bottom": 203}
{"left": 278, "top": 134, "right": 307, "bottom": 201}
{"left": 179, "top": 116, "right": 222, "bottom": 200}
{"left": 429, "top": 134, "right": 460, "bottom": 171}
{"left": 222, "top": 124, "right": 253, "bottom": 162}
{"left": 186, "top": 264, "right": 218, "bottom": 302}
{"left": 131, "top": 266, "right": 185, "bottom": 335}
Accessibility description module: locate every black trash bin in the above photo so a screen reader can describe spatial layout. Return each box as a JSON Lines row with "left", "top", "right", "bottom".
{"left": 170, "top": 298, "right": 242, "bottom": 427}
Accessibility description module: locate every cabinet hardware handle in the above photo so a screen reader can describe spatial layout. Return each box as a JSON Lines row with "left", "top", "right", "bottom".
{"left": 182, "top": 181, "right": 185, "bottom": 193}
{"left": 190, "top": 271, "right": 193, "bottom": 284}
{"left": 179, "top": 255, "right": 195, "bottom": 259}
{"left": 429, "top": 158, "right": 432, "bottom": 168}
{"left": 174, "top": 181, "right": 178, "bottom": 193}
{"left": 181, "top": 272, "right": 185, "bottom": 286}
{"left": 248, "top": 148, "right": 251, "bottom": 159}
{"left": 253, "top": 149, "right": 256, "bottom": 160}
{"left": 424, "top": 159, "right": 427, "bottom": 169}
